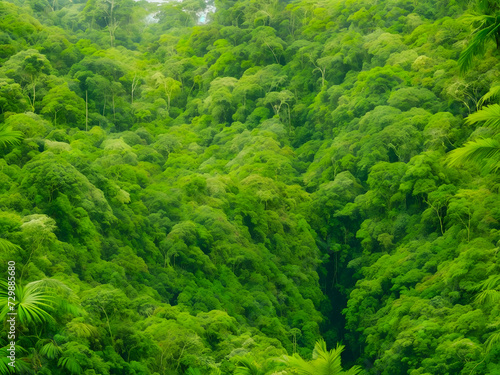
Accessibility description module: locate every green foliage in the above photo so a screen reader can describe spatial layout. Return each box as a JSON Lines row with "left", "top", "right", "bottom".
{"left": 282, "top": 340, "right": 361, "bottom": 375}
{"left": 447, "top": 104, "right": 500, "bottom": 172}
{"left": 466, "top": 103, "right": 500, "bottom": 129}
{"left": 458, "top": 0, "right": 500, "bottom": 74}
{"left": 0, "top": 281, "right": 54, "bottom": 325}
{"left": 447, "top": 138, "right": 500, "bottom": 172}
{"left": 0, "top": 126, "right": 22, "bottom": 148}
{"left": 1, "top": 0, "right": 500, "bottom": 374}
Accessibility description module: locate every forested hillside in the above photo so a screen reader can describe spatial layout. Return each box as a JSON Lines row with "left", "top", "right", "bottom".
{"left": 1, "top": 0, "right": 500, "bottom": 373}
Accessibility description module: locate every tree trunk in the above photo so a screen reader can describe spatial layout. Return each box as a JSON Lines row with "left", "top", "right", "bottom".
{"left": 86, "top": 90, "right": 89, "bottom": 131}
{"left": 112, "top": 93, "right": 116, "bottom": 122}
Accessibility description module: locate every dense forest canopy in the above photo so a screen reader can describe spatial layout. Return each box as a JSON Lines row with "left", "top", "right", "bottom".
{"left": 1, "top": 0, "right": 500, "bottom": 374}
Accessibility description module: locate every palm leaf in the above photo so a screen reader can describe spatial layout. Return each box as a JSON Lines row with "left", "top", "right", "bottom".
{"left": 475, "top": 289, "right": 500, "bottom": 305}
{"left": 0, "top": 239, "right": 20, "bottom": 252}
{"left": 58, "top": 357, "right": 82, "bottom": 374}
{"left": 465, "top": 104, "right": 500, "bottom": 129}
{"left": 27, "top": 279, "right": 82, "bottom": 316}
{"left": 235, "top": 358, "right": 264, "bottom": 375}
{"left": 485, "top": 331, "right": 500, "bottom": 353}
{"left": 458, "top": 15, "right": 500, "bottom": 74}
{"left": 0, "top": 127, "right": 22, "bottom": 148}
{"left": 475, "top": 274, "right": 500, "bottom": 291}
{"left": 344, "top": 367, "right": 363, "bottom": 375}
{"left": 478, "top": 85, "right": 500, "bottom": 107}
{"left": 0, "top": 280, "right": 81, "bottom": 326}
{"left": 38, "top": 340, "right": 63, "bottom": 360}
{"left": 446, "top": 138, "right": 500, "bottom": 172}
{"left": 27, "top": 279, "right": 73, "bottom": 294}
{"left": 0, "top": 281, "right": 12, "bottom": 322}
{"left": 473, "top": 275, "right": 500, "bottom": 305}
{"left": 14, "top": 285, "right": 54, "bottom": 325}
{"left": 0, "top": 346, "right": 31, "bottom": 375}
{"left": 0, "top": 348, "right": 14, "bottom": 375}
{"left": 283, "top": 340, "right": 361, "bottom": 375}
{"left": 66, "top": 319, "right": 99, "bottom": 339}
{"left": 284, "top": 354, "right": 315, "bottom": 375}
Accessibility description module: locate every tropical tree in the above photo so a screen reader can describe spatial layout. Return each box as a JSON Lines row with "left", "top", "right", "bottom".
{"left": 447, "top": 104, "right": 500, "bottom": 172}
{"left": 81, "top": 0, "right": 136, "bottom": 47}
{"left": 151, "top": 72, "right": 182, "bottom": 113}
{"left": 41, "top": 83, "right": 85, "bottom": 126}
{"left": 282, "top": 340, "right": 361, "bottom": 375}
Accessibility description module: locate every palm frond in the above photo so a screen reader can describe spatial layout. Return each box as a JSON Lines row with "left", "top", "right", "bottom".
{"left": 0, "top": 282, "right": 12, "bottom": 323}
{"left": 15, "top": 285, "right": 54, "bottom": 325}
{"left": 313, "top": 341, "right": 343, "bottom": 375}
{"left": 446, "top": 138, "right": 500, "bottom": 172}
{"left": 475, "top": 275, "right": 500, "bottom": 291}
{"left": 473, "top": 275, "right": 500, "bottom": 305}
{"left": 27, "top": 279, "right": 73, "bottom": 294}
{"left": 283, "top": 340, "right": 360, "bottom": 375}
{"left": 344, "top": 366, "right": 363, "bottom": 375}
{"left": 466, "top": 104, "right": 500, "bottom": 129}
{"left": 284, "top": 354, "right": 314, "bottom": 375}
{"left": 0, "top": 239, "right": 20, "bottom": 252}
{"left": 38, "top": 340, "right": 63, "bottom": 360}
{"left": 27, "top": 279, "right": 81, "bottom": 315}
{"left": 0, "top": 127, "right": 22, "bottom": 148}
{"left": 474, "top": 289, "right": 500, "bottom": 305}
{"left": 66, "top": 320, "right": 99, "bottom": 339}
{"left": 235, "top": 358, "right": 264, "bottom": 375}
{"left": 58, "top": 357, "right": 82, "bottom": 374}
{"left": 479, "top": 85, "right": 500, "bottom": 107}
{"left": 458, "top": 15, "right": 500, "bottom": 74}
{"left": 0, "top": 346, "right": 31, "bottom": 375}
{"left": 0, "top": 348, "right": 15, "bottom": 375}
{"left": 485, "top": 331, "right": 500, "bottom": 353}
